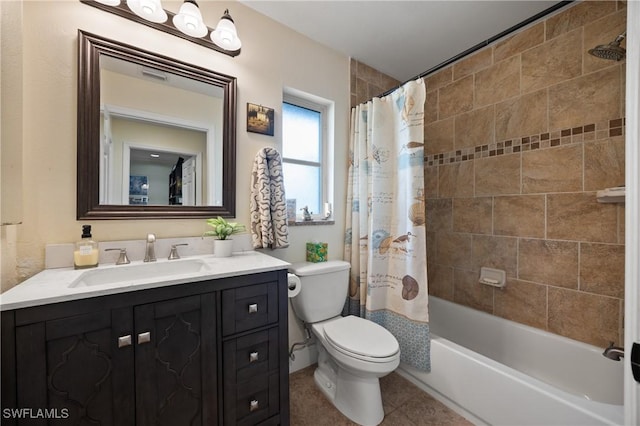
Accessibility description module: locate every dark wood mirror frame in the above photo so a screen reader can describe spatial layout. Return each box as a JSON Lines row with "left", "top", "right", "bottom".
{"left": 77, "top": 30, "right": 236, "bottom": 219}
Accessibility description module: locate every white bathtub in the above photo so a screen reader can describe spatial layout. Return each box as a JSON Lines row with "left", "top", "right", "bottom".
{"left": 397, "top": 296, "right": 624, "bottom": 426}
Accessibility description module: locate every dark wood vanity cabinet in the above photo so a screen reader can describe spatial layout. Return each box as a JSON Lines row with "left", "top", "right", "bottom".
{"left": 1, "top": 270, "right": 289, "bottom": 426}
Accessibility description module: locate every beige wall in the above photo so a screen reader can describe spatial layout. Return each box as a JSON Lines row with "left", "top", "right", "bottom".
{"left": 1, "top": 0, "right": 350, "bottom": 290}
{"left": 422, "top": 1, "right": 626, "bottom": 348}
{"left": 1, "top": 1, "right": 24, "bottom": 289}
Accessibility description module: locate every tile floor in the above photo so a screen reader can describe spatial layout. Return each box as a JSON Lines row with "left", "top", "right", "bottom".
{"left": 289, "top": 365, "right": 473, "bottom": 425}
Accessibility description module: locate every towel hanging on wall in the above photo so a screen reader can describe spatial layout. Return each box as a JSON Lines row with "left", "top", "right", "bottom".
{"left": 250, "top": 147, "right": 290, "bottom": 249}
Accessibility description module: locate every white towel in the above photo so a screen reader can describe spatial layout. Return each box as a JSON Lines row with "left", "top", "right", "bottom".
{"left": 250, "top": 147, "right": 290, "bottom": 249}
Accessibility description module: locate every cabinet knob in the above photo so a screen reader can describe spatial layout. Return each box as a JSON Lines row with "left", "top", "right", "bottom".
{"left": 249, "top": 399, "right": 259, "bottom": 412}
{"left": 138, "top": 331, "right": 151, "bottom": 344}
{"left": 248, "top": 303, "right": 258, "bottom": 314}
{"left": 118, "top": 334, "right": 132, "bottom": 348}
{"left": 249, "top": 351, "right": 259, "bottom": 363}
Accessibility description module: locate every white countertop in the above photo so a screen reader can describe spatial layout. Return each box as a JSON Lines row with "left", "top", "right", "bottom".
{"left": 0, "top": 251, "right": 290, "bottom": 311}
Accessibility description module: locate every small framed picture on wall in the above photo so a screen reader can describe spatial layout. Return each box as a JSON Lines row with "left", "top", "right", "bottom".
{"left": 247, "top": 103, "right": 275, "bottom": 136}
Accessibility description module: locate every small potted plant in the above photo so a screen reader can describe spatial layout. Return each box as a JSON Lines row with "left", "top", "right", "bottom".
{"left": 204, "top": 217, "right": 246, "bottom": 257}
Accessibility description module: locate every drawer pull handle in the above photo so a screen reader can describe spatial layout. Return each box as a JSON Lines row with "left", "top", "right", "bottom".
{"left": 249, "top": 351, "right": 259, "bottom": 363}
{"left": 138, "top": 331, "right": 151, "bottom": 344}
{"left": 248, "top": 303, "right": 258, "bottom": 314}
{"left": 118, "top": 335, "right": 132, "bottom": 348}
{"left": 249, "top": 399, "right": 259, "bottom": 412}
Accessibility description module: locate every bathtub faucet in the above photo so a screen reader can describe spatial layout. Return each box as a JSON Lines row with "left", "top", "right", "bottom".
{"left": 603, "top": 342, "right": 624, "bottom": 361}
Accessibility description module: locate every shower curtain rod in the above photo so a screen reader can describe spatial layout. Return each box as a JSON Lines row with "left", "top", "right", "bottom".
{"left": 377, "top": 0, "right": 573, "bottom": 99}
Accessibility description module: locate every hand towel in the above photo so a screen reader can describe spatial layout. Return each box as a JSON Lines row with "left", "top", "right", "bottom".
{"left": 250, "top": 147, "right": 290, "bottom": 249}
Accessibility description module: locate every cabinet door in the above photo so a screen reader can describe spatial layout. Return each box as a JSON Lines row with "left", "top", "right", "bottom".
{"left": 14, "top": 307, "right": 134, "bottom": 425}
{"left": 134, "top": 293, "right": 217, "bottom": 426}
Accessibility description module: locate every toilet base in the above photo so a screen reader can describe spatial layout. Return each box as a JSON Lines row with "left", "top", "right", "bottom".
{"left": 313, "top": 344, "right": 385, "bottom": 426}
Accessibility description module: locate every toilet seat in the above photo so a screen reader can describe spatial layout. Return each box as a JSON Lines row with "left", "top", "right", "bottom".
{"left": 322, "top": 316, "right": 399, "bottom": 362}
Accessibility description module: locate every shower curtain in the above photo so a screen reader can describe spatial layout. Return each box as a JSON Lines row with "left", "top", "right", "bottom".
{"left": 343, "top": 78, "right": 430, "bottom": 371}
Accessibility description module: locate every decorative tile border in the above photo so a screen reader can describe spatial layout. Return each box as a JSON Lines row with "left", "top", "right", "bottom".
{"left": 425, "top": 118, "right": 625, "bottom": 167}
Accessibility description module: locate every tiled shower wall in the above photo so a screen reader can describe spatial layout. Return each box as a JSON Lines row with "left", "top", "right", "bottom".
{"left": 424, "top": 0, "right": 626, "bottom": 348}
{"left": 350, "top": 60, "right": 400, "bottom": 107}
{"left": 351, "top": 1, "right": 627, "bottom": 348}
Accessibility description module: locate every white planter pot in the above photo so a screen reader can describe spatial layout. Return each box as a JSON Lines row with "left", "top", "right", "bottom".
{"left": 213, "top": 239, "right": 234, "bottom": 257}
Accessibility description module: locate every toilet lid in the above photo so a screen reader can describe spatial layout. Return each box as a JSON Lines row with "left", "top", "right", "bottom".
{"left": 323, "top": 316, "right": 399, "bottom": 358}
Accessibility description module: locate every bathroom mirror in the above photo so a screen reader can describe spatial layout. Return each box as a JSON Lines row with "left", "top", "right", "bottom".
{"left": 77, "top": 30, "right": 236, "bottom": 219}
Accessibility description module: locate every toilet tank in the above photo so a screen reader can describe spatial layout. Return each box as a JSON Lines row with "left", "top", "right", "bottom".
{"left": 289, "top": 260, "right": 351, "bottom": 323}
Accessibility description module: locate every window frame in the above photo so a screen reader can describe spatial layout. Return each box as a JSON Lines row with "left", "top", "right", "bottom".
{"left": 282, "top": 90, "right": 333, "bottom": 222}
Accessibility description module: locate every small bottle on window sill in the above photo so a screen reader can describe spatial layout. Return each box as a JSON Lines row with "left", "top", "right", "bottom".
{"left": 301, "top": 206, "right": 312, "bottom": 221}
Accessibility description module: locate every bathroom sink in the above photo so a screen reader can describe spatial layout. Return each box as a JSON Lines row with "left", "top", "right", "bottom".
{"left": 69, "top": 258, "right": 211, "bottom": 288}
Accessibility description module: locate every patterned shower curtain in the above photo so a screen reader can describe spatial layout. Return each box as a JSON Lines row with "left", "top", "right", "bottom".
{"left": 343, "top": 79, "right": 430, "bottom": 371}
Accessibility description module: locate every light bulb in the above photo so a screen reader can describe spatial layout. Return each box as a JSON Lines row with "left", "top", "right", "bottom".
{"left": 219, "top": 30, "right": 233, "bottom": 45}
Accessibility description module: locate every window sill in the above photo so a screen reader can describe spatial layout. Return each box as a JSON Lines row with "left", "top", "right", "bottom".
{"left": 288, "top": 219, "right": 335, "bottom": 227}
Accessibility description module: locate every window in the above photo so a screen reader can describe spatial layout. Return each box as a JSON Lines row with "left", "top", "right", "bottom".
{"left": 282, "top": 91, "right": 332, "bottom": 221}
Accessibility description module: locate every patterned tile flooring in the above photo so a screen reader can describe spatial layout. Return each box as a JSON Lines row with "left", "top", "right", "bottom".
{"left": 289, "top": 365, "right": 473, "bottom": 425}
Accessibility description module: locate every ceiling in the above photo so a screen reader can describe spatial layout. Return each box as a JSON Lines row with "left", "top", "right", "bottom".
{"left": 241, "top": 1, "right": 568, "bottom": 82}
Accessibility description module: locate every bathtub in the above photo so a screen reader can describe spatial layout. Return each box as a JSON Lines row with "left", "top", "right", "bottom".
{"left": 397, "top": 296, "right": 624, "bottom": 426}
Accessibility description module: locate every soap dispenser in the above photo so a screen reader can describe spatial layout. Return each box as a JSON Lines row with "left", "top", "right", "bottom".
{"left": 74, "top": 225, "right": 99, "bottom": 269}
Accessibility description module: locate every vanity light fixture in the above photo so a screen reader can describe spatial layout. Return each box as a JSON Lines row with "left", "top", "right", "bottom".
{"left": 79, "top": 0, "right": 241, "bottom": 56}
{"left": 126, "top": 0, "right": 167, "bottom": 23}
{"left": 173, "top": 0, "right": 208, "bottom": 38}
{"left": 210, "top": 9, "right": 242, "bottom": 51}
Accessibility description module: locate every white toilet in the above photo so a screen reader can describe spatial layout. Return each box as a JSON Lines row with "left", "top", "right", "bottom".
{"left": 289, "top": 260, "right": 400, "bottom": 426}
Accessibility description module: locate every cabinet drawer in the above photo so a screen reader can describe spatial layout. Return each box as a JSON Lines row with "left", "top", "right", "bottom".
{"left": 224, "top": 372, "right": 280, "bottom": 426}
{"left": 221, "top": 282, "right": 278, "bottom": 336}
{"left": 223, "top": 328, "right": 279, "bottom": 383}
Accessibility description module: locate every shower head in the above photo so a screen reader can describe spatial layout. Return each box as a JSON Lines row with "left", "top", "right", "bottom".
{"left": 588, "top": 32, "right": 626, "bottom": 61}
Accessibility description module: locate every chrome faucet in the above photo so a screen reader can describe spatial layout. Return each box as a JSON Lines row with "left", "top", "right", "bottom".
{"left": 144, "top": 233, "right": 156, "bottom": 262}
{"left": 603, "top": 342, "right": 624, "bottom": 361}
